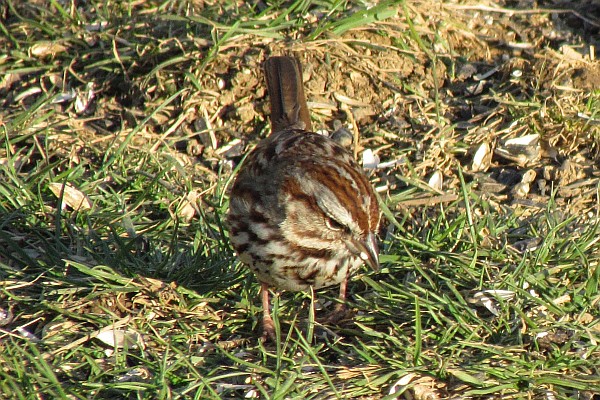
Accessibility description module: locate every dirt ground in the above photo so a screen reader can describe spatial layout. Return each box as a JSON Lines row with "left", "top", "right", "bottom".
{"left": 1, "top": 0, "right": 600, "bottom": 397}
{"left": 196, "top": 0, "right": 600, "bottom": 223}
{"left": 2, "top": 0, "right": 599, "bottom": 220}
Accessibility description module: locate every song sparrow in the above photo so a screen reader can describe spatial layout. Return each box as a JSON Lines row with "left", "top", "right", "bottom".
{"left": 227, "top": 56, "right": 380, "bottom": 340}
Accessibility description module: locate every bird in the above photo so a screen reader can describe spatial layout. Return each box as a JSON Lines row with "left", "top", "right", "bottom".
{"left": 227, "top": 55, "right": 380, "bottom": 340}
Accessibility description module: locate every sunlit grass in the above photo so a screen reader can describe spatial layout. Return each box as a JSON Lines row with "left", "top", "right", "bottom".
{"left": 1, "top": 0, "right": 599, "bottom": 399}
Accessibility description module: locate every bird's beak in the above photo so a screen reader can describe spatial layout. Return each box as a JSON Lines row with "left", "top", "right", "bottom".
{"left": 350, "top": 232, "right": 379, "bottom": 271}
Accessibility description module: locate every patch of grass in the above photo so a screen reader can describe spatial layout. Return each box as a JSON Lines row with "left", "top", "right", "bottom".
{"left": 1, "top": 0, "right": 600, "bottom": 399}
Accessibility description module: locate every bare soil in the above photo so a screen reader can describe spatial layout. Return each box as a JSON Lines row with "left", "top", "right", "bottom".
{"left": 2, "top": 1, "right": 599, "bottom": 220}
{"left": 1, "top": 1, "right": 599, "bottom": 397}
{"left": 197, "top": 0, "right": 600, "bottom": 222}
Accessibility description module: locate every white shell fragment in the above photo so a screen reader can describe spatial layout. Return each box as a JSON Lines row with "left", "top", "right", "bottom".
{"left": 96, "top": 329, "right": 144, "bottom": 349}
{"left": 495, "top": 134, "right": 541, "bottom": 165}
{"left": 521, "top": 169, "right": 537, "bottom": 184}
{"left": 179, "top": 191, "right": 199, "bottom": 222}
{"left": 428, "top": 170, "right": 443, "bottom": 191}
{"left": 216, "top": 138, "right": 243, "bottom": 157}
{"left": 30, "top": 42, "right": 67, "bottom": 58}
{"left": 53, "top": 91, "right": 77, "bottom": 104}
{"left": 472, "top": 142, "right": 491, "bottom": 172}
{"left": 388, "top": 372, "right": 441, "bottom": 399}
{"left": 16, "top": 327, "right": 40, "bottom": 343}
{"left": 75, "top": 82, "right": 95, "bottom": 114}
{"left": 49, "top": 183, "right": 92, "bottom": 211}
{"left": 51, "top": 84, "right": 94, "bottom": 113}
{"left": 362, "top": 148, "right": 379, "bottom": 170}
{"left": 471, "top": 290, "right": 515, "bottom": 316}
{"left": 503, "top": 134, "right": 539, "bottom": 147}
{"left": 389, "top": 373, "right": 418, "bottom": 395}
{"left": 42, "top": 320, "right": 77, "bottom": 339}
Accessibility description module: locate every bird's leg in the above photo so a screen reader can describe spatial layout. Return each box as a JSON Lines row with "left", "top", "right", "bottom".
{"left": 260, "top": 282, "right": 276, "bottom": 341}
{"left": 324, "top": 276, "right": 352, "bottom": 325}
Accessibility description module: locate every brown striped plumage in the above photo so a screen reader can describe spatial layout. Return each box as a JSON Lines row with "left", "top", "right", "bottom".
{"left": 227, "top": 56, "right": 380, "bottom": 340}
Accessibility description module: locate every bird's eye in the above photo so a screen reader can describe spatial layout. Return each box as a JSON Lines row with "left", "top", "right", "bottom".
{"left": 326, "top": 218, "right": 345, "bottom": 231}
